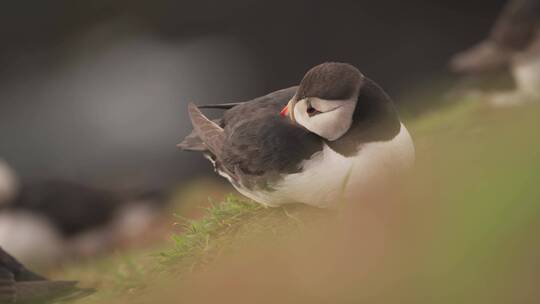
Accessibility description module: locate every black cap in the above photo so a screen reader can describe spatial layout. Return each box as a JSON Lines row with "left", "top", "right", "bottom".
{"left": 296, "top": 62, "right": 364, "bottom": 101}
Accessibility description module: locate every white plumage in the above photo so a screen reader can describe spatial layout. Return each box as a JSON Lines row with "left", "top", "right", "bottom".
{"left": 232, "top": 124, "right": 414, "bottom": 208}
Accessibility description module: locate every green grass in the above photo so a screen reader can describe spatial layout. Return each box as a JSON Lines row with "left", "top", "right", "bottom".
{"left": 159, "top": 194, "right": 330, "bottom": 275}
{"left": 159, "top": 195, "right": 263, "bottom": 270}
{"left": 58, "top": 96, "right": 540, "bottom": 304}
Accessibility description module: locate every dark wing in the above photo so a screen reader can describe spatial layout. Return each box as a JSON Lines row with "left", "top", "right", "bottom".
{"left": 221, "top": 113, "right": 322, "bottom": 190}
{"left": 223, "top": 115, "right": 322, "bottom": 174}
{"left": 177, "top": 119, "right": 223, "bottom": 152}
{"left": 0, "top": 247, "right": 45, "bottom": 282}
{"left": 198, "top": 102, "right": 243, "bottom": 109}
{"left": 176, "top": 130, "right": 208, "bottom": 152}
{"left": 177, "top": 129, "right": 207, "bottom": 151}
{"left": 187, "top": 103, "right": 226, "bottom": 158}
{"left": 179, "top": 87, "right": 298, "bottom": 152}
{"left": 0, "top": 248, "right": 94, "bottom": 304}
{"left": 199, "top": 86, "right": 298, "bottom": 113}
{"left": 221, "top": 86, "right": 297, "bottom": 128}
{"left": 180, "top": 86, "right": 310, "bottom": 189}
{"left": 216, "top": 86, "right": 313, "bottom": 179}
{"left": 178, "top": 87, "right": 298, "bottom": 153}
{"left": 182, "top": 87, "right": 319, "bottom": 185}
{"left": 0, "top": 267, "right": 15, "bottom": 304}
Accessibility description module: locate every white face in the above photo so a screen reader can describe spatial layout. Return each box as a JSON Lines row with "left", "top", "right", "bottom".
{"left": 292, "top": 97, "right": 357, "bottom": 141}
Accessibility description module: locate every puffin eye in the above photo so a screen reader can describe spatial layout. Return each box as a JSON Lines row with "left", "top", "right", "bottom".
{"left": 306, "top": 103, "right": 322, "bottom": 117}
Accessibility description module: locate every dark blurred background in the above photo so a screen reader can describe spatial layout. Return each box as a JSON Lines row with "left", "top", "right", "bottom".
{"left": 0, "top": 0, "right": 506, "bottom": 189}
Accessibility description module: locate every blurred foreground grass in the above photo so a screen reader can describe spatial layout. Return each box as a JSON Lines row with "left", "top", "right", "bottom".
{"left": 56, "top": 98, "right": 540, "bottom": 304}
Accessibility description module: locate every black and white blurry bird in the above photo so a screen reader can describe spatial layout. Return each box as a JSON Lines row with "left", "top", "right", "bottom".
{"left": 178, "top": 62, "right": 415, "bottom": 208}
{"left": 0, "top": 247, "right": 93, "bottom": 304}
{"left": 450, "top": 0, "right": 540, "bottom": 106}
{"left": 0, "top": 160, "right": 167, "bottom": 266}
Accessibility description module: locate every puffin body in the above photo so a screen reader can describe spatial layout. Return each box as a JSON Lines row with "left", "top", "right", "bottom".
{"left": 179, "top": 63, "right": 414, "bottom": 208}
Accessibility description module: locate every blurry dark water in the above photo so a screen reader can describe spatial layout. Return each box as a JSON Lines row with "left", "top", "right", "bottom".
{"left": 0, "top": 0, "right": 506, "bottom": 187}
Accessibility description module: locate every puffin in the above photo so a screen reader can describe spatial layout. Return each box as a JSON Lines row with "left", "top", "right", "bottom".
{"left": 0, "top": 247, "right": 93, "bottom": 303}
{"left": 0, "top": 160, "right": 167, "bottom": 266}
{"left": 450, "top": 0, "right": 539, "bottom": 74}
{"left": 449, "top": 0, "right": 540, "bottom": 106}
{"left": 178, "top": 62, "right": 415, "bottom": 208}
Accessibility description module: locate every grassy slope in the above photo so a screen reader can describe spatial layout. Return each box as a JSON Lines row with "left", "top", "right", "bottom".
{"left": 58, "top": 98, "right": 540, "bottom": 304}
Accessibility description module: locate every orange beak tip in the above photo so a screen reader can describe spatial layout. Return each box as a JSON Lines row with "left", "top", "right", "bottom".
{"left": 280, "top": 106, "right": 289, "bottom": 117}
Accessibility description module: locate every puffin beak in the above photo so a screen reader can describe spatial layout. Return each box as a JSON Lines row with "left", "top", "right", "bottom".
{"left": 279, "top": 105, "right": 289, "bottom": 117}
{"left": 280, "top": 98, "right": 297, "bottom": 122}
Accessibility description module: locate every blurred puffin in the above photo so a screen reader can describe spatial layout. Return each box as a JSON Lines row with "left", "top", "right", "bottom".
{"left": 0, "top": 246, "right": 93, "bottom": 303}
{"left": 179, "top": 62, "right": 415, "bottom": 208}
{"left": 450, "top": 0, "right": 540, "bottom": 106}
{"left": 0, "top": 160, "right": 167, "bottom": 266}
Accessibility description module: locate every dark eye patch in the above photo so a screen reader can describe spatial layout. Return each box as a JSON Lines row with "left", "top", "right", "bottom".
{"left": 307, "top": 103, "right": 322, "bottom": 117}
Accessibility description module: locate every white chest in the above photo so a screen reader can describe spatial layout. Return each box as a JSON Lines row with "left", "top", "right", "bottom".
{"left": 514, "top": 54, "right": 540, "bottom": 96}
{"left": 513, "top": 35, "right": 540, "bottom": 97}
{"left": 239, "top": 124, "right": 415, "bottom": 208}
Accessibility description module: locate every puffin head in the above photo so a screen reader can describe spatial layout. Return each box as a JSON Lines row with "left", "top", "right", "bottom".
{"left": 280, "top": 62, "right": 364, "bottom": 141}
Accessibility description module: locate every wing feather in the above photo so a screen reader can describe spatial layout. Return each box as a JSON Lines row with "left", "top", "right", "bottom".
{"left": 187, "top": 103, "right": 226, "bottom": 158}
{"left": 197, "top": 102, "right": 243, "bottom": 109}
{"left": 176, "top": 130, "right": 207, "bottom": 151}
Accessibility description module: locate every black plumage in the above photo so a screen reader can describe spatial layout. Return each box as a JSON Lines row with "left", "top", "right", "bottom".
{"left": 4, "top": 181, "right": 121, "bottom": 238}
{"left": 0, "top": 247, "right": 93, "bottom": 304}
{"left": 295, "top": 63, "right": 363, "bottom": 101}
{"left": 180, "top": 86, "right": 323, "bottom": 190}
{"left": 326, "top": 78, "right": 401, "bottom": 156}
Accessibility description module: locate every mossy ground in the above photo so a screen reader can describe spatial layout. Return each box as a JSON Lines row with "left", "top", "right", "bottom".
{"left": 54, "top": 96, "right": 540, "bottom": 304}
